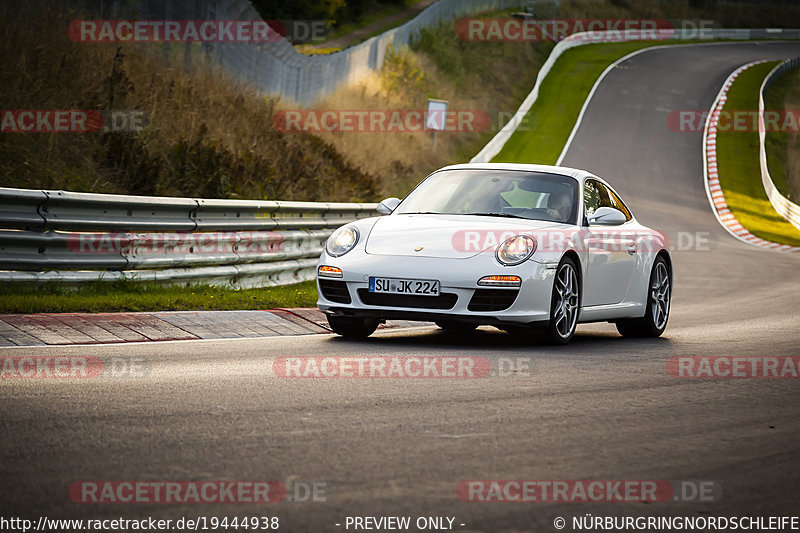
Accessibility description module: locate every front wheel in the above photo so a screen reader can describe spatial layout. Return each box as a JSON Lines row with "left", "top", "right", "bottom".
{"left": 327, "top": 315, "right": 379, "bottom": 338}
{"left": 616, "top": 256, "right": 671, "bottom": 338}
{"left": 542, "top": 257, "right": 580, "bottom": 345}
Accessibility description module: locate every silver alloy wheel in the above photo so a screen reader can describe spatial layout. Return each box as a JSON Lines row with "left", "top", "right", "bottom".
{"left": 553, "top": 262, "right": 579, "bottom": 338}
{"left": 650, "top": 261, "right": 670, "bottom": 330}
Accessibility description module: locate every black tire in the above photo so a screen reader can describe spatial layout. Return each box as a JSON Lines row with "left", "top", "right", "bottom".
{"left": 542, "top": 256, "right": 580, "bottom": 345}
{"left": 616, "top": 255, "right": 671, "bottom": 338}
{"left": 435, "top": 321, "right": 477, "bottom": 333}
{"left": 327, "top": 315, "right": 379, "bottom": 338}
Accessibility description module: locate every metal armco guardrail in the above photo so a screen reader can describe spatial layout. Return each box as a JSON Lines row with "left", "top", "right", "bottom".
{"left": 759, "top": 57, "right": 800, "bottom": 232}
{"left": 0, "top": 187, "right": 378, "bottom": 287}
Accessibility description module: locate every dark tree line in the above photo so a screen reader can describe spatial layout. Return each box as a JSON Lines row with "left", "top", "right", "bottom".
{"left": 251, "top": 0, "right": 407, "bottom": 26}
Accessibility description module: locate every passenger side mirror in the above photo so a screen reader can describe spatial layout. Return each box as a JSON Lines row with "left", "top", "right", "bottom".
{"left": 376, "top": 197, "right": 401, "bottom": 215}
{"left": 587, "top": 206, "right": 626, "bottom": 226}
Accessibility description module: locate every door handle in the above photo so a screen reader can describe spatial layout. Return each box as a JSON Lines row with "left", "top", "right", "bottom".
{"left": 627, "top": 241, "right": 637, "bottom": 255}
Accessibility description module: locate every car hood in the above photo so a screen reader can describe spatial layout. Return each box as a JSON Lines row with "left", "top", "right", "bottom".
{"left": 364, "top": 214, "right": 569, "bottom": 259}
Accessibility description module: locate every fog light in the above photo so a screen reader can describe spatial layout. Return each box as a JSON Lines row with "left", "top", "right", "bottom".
{"left": 318, "top": 265, "right": 343, "bottom": 278}
{"left": 478, "top": 275, "right": 521, "bottom": 287}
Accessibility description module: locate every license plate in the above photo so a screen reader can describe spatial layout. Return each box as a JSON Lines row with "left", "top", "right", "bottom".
{"left": 369, "top": 277, "right": 440, "bottom": 296}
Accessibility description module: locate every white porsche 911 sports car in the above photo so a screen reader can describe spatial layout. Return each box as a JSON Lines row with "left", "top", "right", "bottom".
{"left": 316, "top": 163, "right": 671, "bottom": 344}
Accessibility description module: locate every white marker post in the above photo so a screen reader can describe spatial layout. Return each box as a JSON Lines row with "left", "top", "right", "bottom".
{"left": 426, "top": 98, "right": 448, "bottom": 150}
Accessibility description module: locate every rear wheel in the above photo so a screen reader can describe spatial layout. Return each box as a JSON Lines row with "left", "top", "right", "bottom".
{"left": 616, "top": 256, "right": 671, "bottom": 338}
{"left": 326, "top": 315, "right": 379, "bottom": 338}
{"left": 543, "top": 257, "right": 580, "bottom": 345}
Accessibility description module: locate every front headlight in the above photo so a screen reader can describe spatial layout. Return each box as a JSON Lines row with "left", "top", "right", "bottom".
{"left": 326, "top": 226, "right": 359, "bottom": 257}
{"left": 496, "top": 235, "right": 536, "bottom": 266}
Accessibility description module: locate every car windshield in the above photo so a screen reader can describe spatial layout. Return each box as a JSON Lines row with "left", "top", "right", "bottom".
{"left": 394, "top": 169, "right": 580, "bottom": 224}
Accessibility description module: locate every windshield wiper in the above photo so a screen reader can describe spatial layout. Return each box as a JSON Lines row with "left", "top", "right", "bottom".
{"left": 462, "top": 212, "right": 529, "bottom": 219}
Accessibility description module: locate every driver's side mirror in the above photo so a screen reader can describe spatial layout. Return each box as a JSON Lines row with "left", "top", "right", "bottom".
{"left": 587, "top": 206, "right": 626, "bottom": 226}
{"left": 376, "top": 197, "right": 401, "bottom": 215}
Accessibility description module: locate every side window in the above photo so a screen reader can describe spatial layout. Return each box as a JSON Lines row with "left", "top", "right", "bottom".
{"left": 584, "top": 180, "right": 602, "bottom": 216}
{"left": 585, "top": 179, "right": 631, "bottom": 221}
{"left": 607, "top": 188, "right": 632, "bottom": 221}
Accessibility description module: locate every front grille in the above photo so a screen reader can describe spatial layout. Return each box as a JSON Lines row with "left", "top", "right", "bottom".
{"left": 468, "top": 289, "right": 519, "bottom": 312}
{"left": 319, "top": 280, "right": 351, "bottom": 304}
{"left": 357, "top": 289, "right": 457, "bottom": 310}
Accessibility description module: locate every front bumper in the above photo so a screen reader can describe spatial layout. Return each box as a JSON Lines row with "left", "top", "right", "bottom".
{"left": 316, "top": 252, "right": 555, "bottom": 326}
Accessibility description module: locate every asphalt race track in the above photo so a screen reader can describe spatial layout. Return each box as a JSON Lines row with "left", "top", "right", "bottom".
{"left": 2, "top": 43, "right": 800, "bottom": 532}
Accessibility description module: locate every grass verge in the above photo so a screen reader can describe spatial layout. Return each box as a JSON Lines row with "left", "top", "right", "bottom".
{"left": 716, "top": 61, "right": 800, "bottom": 247}
{"left": 493, "top": 38, "right": 800, "bottom": 248}
{"left": 493, "top": 40, "right": 722, "bottom": 164}
{"left": 0, "top": 280, "right": 318, "bottom": 314}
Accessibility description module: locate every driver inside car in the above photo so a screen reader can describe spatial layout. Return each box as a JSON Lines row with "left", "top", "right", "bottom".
{"left": 546, "top": 191, "right": 572, "bottom": 222}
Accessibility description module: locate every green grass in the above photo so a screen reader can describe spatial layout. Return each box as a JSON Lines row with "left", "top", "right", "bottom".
{"left": 0, "top": 280, "right": 318, "bottom": 314}
{"left": 716, "top": 61, "right": 800, "bottom": 247}
{"left": 491, "top": 38, "right": 800, "bottom": 247}
{"left": 492, "top": 40, "right": 736, "bottom": 165}
{"left": 492, "top": 41, "right": 670, "bottom": 164}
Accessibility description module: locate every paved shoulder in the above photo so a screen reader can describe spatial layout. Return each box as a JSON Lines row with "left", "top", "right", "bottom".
{"left": 0, "top": 309, "right": 427, "bottom": 346}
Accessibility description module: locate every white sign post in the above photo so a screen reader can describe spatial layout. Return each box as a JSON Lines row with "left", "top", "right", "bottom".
{"left": 426, "top": 99, "right": 448, "bottom": 150}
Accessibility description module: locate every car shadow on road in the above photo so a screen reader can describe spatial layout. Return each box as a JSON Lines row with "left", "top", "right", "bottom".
{"left": 327, "top": 325, "right": 673, "bottom": 354}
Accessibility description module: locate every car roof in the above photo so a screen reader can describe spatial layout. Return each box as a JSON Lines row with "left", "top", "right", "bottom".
{"left": 435, "top": 162, "right": 588, "bottom": 180}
